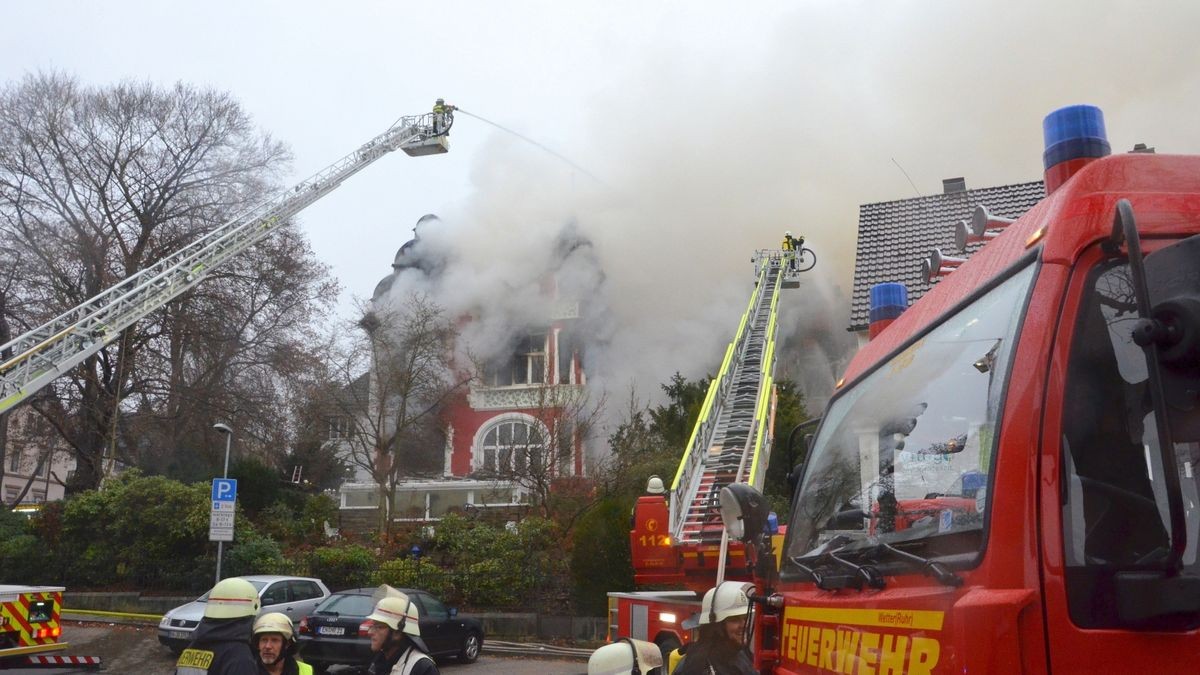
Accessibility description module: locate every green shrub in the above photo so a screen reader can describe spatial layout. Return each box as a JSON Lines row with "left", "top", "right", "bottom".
{"left": 458, "top": 558, "right": 525, "bottom": 607}
{"left": 225, "top": 531, "right": 288, "bottom": 577}
{"left": 308, "top": 544, "right": 376, "bottom": 591}
{"left": 300, "top": 494, "right": 339, "bottom": 540}
{"left": 258, "top": 501, "right": 298, "bottom": 545}
{"left": 0, "top": 507, "right": 29, "bottom": 540}
{"left": 0, "top": 534, "right": 52, "bottom": 584}
{"left": 571, "top": 498, "right": 634, "bottom": 615}
{"left": 373, "top": 557, "right": 451, "bottom": 599}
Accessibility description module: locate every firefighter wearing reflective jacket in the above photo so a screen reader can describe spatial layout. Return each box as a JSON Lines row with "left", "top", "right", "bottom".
{"left": 252, "top": 612, "right": 311, "bottom": 675}
{"left": 176, "top": 578, "right": 261, "bottom": 675}
{"left": 365, "top": 595, "right": 439, "bottom": 675}
{"left": 588, "top": 638, "right": 664, "bottom": 675}
{"left": 671, "top": 582, "right": 756, "bottom": 675}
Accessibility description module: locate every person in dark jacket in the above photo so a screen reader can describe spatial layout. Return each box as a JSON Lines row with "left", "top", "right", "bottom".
{"left": 364, "top": 594, "right": 439, "bottom": 675}
{"left": 672, "top": 581, "right": 757, "bottom": 675}
{"left": 175, "top": 577, "right": 261, "bottom": 675}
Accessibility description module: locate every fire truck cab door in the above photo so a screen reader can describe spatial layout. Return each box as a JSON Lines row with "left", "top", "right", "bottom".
{"left": 1041, "top": 243, "right": 1200, "bottom": 673}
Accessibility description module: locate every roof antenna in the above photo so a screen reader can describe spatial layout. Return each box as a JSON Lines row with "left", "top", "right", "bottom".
{"left": 891, "top": 157, "right": 923, "bottom": 198}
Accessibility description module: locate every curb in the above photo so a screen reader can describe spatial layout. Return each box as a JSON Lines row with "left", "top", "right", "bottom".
{"left": 63, "top": 609, "right": 162, "bottom": 626}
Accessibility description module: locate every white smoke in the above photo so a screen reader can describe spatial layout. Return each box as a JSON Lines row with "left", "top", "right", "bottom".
{"left": 372, "top": 0, "right": 1200, "bottom": 448}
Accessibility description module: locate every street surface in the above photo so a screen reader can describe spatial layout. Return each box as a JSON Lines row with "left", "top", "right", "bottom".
{"left": 5, "top": 622, "right": 586, "bottom": 675}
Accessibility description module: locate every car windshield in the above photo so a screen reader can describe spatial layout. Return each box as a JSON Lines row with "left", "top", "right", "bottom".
{"left": 786, "top": 263, "right": 1036, "bottom": 562}
{"left": 197, "top": 579, "right": 268, "bottom": 602}
{"left": 316, "top": 593, "right": 375, "bottom": 616}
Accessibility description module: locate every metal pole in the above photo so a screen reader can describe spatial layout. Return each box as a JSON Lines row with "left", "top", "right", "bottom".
{"left": 215, "top": 430, "right": 232, "bottom": 585}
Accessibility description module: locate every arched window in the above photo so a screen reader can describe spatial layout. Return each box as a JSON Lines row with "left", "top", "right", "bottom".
{"left": 476, "top": 416, "right": 546, "bottom": 476}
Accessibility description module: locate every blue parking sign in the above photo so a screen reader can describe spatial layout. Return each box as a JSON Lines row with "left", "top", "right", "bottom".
{"left": 212, "top": 478, "right": 238, "bottom": 503}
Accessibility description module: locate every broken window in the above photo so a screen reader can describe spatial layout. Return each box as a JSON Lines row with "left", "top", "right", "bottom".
{"left": 484, "top": 333, "right": 547, "bottom": 386}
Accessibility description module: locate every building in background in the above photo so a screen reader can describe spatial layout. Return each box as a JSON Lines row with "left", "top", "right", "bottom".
{"left": 1, "top": 406, "right": 75, "bottom": 508}
{"left": 849, "top": 177, "right": 1046, "bottom": 344}
{"left": 334, "top": 216, "right": 594, "bottom": 533}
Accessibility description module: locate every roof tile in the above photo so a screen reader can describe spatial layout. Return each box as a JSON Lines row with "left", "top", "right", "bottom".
{"left": 849, "top": 180, "right": 1044, "bottom": 330}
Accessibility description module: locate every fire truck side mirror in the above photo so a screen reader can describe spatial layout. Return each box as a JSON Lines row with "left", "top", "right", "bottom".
{"left": 1139, "top": 233, "right": 1200, "bottom": 441}
{"left": 719, "top": 483, "right": 770, "bottom": 544}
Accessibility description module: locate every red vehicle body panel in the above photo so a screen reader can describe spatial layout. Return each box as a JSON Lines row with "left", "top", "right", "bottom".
{"left": 768, "top": 153, "right": 1200, "bottom": 674}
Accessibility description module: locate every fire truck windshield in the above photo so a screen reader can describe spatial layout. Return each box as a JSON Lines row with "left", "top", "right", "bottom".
{"left": 787, "top": 262, "right": 1037, "bottom": 562}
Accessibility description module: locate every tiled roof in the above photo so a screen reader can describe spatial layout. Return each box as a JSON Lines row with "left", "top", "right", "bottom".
{"left": 849, "top": 180, "right": 1045, "bottom": 331}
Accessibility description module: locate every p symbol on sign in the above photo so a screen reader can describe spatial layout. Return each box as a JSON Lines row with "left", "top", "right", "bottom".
{"left": 212, "top": 478, "right": 238, "bottom": 502}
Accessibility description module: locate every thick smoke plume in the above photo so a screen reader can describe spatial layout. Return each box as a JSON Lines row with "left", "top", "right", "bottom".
{"left": 372, "top": 0, "right": 1200, "bottom": 453}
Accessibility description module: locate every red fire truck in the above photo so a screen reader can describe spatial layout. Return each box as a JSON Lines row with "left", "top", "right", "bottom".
{"left": 710, "top": 105, "right": 1200, "bottom": 674}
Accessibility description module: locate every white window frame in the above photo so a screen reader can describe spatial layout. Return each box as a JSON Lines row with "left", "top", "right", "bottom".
{"left": 471, "top": 413, "right": 550, "bottom": 475}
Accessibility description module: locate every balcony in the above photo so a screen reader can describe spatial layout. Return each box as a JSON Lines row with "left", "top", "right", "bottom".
{"left": 468, "top": 383, "right": 586, "bottom": 411}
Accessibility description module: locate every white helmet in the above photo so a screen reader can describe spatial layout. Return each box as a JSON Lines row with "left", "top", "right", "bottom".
{"left": 785, "top": 230, "right": 792, "bottom": 237}
{"left": 252, "top": 612, "right": 294, "bottom": 641}
{"left": 587, "top": 638, "right": 663, "bottom": 675}
{"left": 682, "top": 586, "right": 717, "bottom": 630}
{"left": 709, "top": 581, "right": 755, "bottom": 624}
{"left": 645, "top": 475, "right": 665, "bottom": 495}
{"left": 367, "top": 594, "right": 421, "bottom": 637}
{"left": 204, "top": 578, "right": 260, "bottom": 619}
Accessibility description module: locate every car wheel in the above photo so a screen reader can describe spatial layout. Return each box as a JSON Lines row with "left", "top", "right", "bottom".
{"left": 458, "top": 631, "right": 482, "bottom": 663}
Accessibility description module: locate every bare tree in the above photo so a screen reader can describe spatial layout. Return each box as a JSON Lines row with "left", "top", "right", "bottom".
{"left": 0, "top": 71, "right": 333, "bottom": 490}
{"left": 325, "top": 293, "right": 472, "bottom": 539}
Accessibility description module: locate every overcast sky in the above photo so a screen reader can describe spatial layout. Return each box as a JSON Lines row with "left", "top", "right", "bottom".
{"left": 5, "top": 0, "right": 1200, "bottom": 402}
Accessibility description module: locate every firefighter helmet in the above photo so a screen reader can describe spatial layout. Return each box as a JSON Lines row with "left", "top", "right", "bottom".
{"left": 645, "top": 475, "right": 665, "bottom": 495}
{"left": 785, "top": 230, "right": 792, "bottom": 237}
{"left": 709, "top": 581, "right": 754, "bottom": 624}
{"left": 682, "top": 586, "right": 717, "bottom": 630}
{"left": 252, "top": 612, "right": 294, "bottom": 641}
{"left": 203, "top": 577, "right": 260, "bottom": 619}
{"left": 587, "top": 638, "right": 663, "bottom": 674}
{"left": 367, "top": 594, "right": 421, "bottom": 637}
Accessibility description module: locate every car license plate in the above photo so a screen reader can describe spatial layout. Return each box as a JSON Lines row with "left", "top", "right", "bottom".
{"left": 317, "top": 626, "right": 346, "bottom": 636}
{"left": 168, "top": 630, "right": 190, "bottom": 640}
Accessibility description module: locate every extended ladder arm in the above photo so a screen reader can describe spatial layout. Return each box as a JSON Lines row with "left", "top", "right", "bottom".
{"left": 0, "top": 108, "right": 453, "bottom": 413}
{"left": 668, "top": 249, "right": 804, "bottom": 544}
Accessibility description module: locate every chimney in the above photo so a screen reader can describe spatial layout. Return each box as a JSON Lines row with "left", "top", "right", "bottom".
{"left": 942, "top": 177, "right": 967, "bottom": 194}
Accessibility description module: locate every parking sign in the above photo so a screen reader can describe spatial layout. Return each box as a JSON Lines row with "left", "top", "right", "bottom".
{"left": 209, "top": 478, "right": 238, "bottom": 542}
{"left": 212, "top": 479, "right": 237, "bottom": 503}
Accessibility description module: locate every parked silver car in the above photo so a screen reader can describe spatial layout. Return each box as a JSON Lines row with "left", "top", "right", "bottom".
{"left": 157, "top": 575, "right": 330, "bottom": 652}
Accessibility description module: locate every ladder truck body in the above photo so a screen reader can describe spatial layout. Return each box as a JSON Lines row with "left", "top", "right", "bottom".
{"left": 0, "top": 106, "right": 453, "bottom": 415}
{"left": 608, "top": 248, "right": 811, "bottom": 657}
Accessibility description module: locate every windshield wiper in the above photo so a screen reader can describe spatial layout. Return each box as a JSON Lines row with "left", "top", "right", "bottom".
{"left": 788, "top": 557, "right": 827, "bottom": 588}
{"left": 874, "top": 541, "right": 963, "bottom": 587}
{"left": 824, "top": 545, "right": 886, "bottom": 590}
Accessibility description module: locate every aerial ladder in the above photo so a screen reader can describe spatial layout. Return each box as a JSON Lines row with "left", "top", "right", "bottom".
{"left": 607, "top": 245, "right": 813, "bottom": 657}
{"left": 0, "top": 104, "right": 455, "bottom": 415}
{"left": 662, "top": 246, "right": 810, "bottom": 581}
